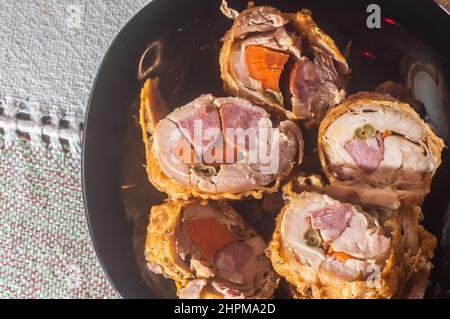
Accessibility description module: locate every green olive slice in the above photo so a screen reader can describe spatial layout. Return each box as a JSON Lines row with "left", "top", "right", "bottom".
{"left": 304, "top": 228, "right": 322, "bottom": 248}
{"left": 355, "top": 124, "right": 376, "bottom": 140}
{"left": 193, "top": 164, "right": 217, "bottom": 177}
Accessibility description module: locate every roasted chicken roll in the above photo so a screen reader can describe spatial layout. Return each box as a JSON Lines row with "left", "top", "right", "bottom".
{"left": 140, "top": 79, "right": 303, "bottom": 201}
{"left": 145, "top": 200, "right": 279, "bottom": 299}
{"left": 267, "top": 191, "right": 436, "bottom": 299}
{"left": 220, "top": 4, "right": 350, "bottom": 126}
{"left": 318, "top": 92, "right": 445, "bottom": 209}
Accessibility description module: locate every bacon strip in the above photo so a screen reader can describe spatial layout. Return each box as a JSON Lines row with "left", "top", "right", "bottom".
{"left": 310, "top": 204, "right": 353, "bottom": 242}
{"left": 344, "top": 134, "right": 385, "bottom": 173}
{"left": 219, "top": 102, "right": 264, "bottom": 152}
{"left": 214, "top": 241, "right": 254, "bottom": 274}
{"left": 290, "top": 57, "right": 321, "bottom": 103}
{"left": 177, "top": 104, "right": 221, "bottom": 154}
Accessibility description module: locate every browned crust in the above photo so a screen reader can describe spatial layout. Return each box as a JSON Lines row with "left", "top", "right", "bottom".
{"left": 317, "top": 92, "right": 445, "bottom": 194}
{"left": 267, "top": 192, "right": 404, "bottom": 299}
{"left": 220, "top": 7, "right": 348, "bottom": 122}
{"left": 289, "top": 10, "right": 348, "bottom": 68}
{"left": 144, "top": 201, "right": 194, "bottom": 284}
{"left": 139, "top": 79, "right": 196, "bottom": 200}
{"left": 399, "top": 224, "right": 437, "bottom": 298}
{"left": 140, "top": 78, "right": 298, "bottom": 201}
{"left": 395, "top": 206, "right": 437, "bottom": 298}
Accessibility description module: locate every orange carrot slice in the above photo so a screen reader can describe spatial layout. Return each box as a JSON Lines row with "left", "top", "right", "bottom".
{"left": 245, "top": 45, "right": 289, "bottom": 92}
{"left": 332, "top": 251, "right": 353, "bottom": 262}
{"left": 328, "top": 246, "right": 354, "bottom": 262}
{"left": 382, "top": 130, "right": 393, "bottom": 139}
{"left": 185, "top": 218, "right": 237, "bottom": 262}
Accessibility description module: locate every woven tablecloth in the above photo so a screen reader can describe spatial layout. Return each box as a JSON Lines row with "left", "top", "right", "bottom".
{"left": 1, "top": 0, "right": 449, "bottom": 299}
{"left": 0, "top": 0, "right": 149, "bottom": 299}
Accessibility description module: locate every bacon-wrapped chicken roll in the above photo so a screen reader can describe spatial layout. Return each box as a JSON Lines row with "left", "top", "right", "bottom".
{"left": 318, "top": 92, "right": 444, "bottom": 209}
{"left": 220, "top": 4, "right": 350, "bottom": 126}
{"left": 140, "top": 79, "right": 303, "bottom": 201}
{"left": 145, "top": 200, "right": 279, "bottom": 299}
{"left": 267, "top": 191, "right": 436, "bottom": 299}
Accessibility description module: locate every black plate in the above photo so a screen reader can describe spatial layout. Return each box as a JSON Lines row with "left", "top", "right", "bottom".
{"left": 83, "top": 0, "right": 450, "bottom": 299}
